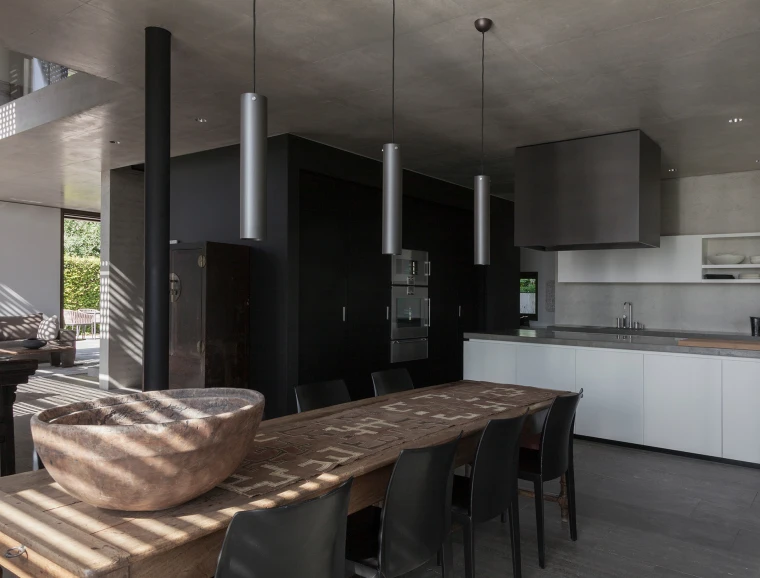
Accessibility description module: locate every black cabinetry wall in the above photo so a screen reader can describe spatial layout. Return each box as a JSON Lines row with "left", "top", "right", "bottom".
{"left": 169, "top": 135, "right": 519, "bottom": 417}
{"left": 297, "top": 171, "right": 501, "bottom": 403}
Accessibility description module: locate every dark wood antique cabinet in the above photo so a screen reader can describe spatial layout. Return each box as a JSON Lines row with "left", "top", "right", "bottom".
{"left": 169, "top": 242, "right": 250, "bottom": 389}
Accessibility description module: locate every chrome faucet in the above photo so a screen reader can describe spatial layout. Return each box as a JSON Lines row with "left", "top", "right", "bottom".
{"left": 623, "top": 302, "right": 633, "bottom": 329}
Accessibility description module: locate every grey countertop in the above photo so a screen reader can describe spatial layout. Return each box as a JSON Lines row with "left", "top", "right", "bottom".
{"left": 464, "top": 327, "right": 760, "bottom": 359}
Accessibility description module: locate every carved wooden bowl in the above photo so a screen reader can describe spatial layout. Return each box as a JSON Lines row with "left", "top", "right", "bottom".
{"left": 31, "top": 388, "right": 265, "bottom": 511}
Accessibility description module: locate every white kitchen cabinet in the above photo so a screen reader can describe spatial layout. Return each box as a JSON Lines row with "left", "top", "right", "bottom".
{"left": 515, "top": 344, "right": 576, "bottom": 391}
{"left": 557, "top": 235, "right": 702, "bottom": 283}
{"left": 463, "top": 340, "right": 517, "bottom": 384}
{"left": 643, "top": 354, "right": 722, "bottom": 457}
{"left": 722, "top": 359, "right": 760, "bottom": 463}
{"left": 575, "top": 349, "right": 644, "bottom": 444}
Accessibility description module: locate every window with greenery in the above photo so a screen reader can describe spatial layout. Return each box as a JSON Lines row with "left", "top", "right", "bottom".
{"left": 63, "top": 218, "right": 100, "bottom": 311}
{"left": 520, "top": 271, "right": 538, "bottom": 321}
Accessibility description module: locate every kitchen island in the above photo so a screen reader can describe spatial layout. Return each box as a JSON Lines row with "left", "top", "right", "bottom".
{"left": 464, "top": 328, "right": 760, "bottom": 465}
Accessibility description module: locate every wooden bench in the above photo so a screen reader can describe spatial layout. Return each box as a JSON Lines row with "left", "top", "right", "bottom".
{"left": 0, "top": 341, "right": 75, "bottom": 368}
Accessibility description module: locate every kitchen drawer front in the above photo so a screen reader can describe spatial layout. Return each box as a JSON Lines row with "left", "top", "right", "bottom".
{"left": 575, "top": 349, "right": 644, "bottom": 445}
{"left": 722, "top": 359, "right": 760, "bottom": 464}
{"left": 463, "top": 340, "right": 517, "bottom": 384}
{"left": 515, "top": 344, "right": 576, "bottom": 392}
{"left": 643, "top": 354, "right": 722, "bottom": 457}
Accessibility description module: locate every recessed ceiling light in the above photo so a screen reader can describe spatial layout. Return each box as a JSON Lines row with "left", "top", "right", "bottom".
{"left": 195, "top": 117, "right": 208, "bottom": 123}
{"left": 109, "top": 140, "right": 120, "bottom": 144}
{"left": 729, "top": 117, "right": 743, "bottom": 123}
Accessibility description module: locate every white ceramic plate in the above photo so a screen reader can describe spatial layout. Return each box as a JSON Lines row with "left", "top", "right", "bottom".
{"left": 708, "top": 254, "right": 745, "bottom": 265}
{"left": 750, "top": 256, "right": 760, "bottom": 264}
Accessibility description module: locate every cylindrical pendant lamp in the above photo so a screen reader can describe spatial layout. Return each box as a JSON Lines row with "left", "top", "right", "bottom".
{"left": 382, "top": 143, "right": 402, "bottom": 255}
{"left": 240, "top": 92, "right": 267, "bottom": 240}
{"left": 474, "top": 175, "right": 491, "bottom": 265}
{"left": 240, "top": 0, "right": 267, "bottom": 241}
{"left": 474, "top": 17, "right": 493, "bottom": 265}
{"left": 381, "top": 0, "right": 402, "bottom": 255}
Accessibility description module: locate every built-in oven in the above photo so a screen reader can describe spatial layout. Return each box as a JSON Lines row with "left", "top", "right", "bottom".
{"left": 389, "top": 255, "right": 430, "bottom": 363}
{"left": 390, "top": 285, "right": 429, "bottom": 340}
{"left": 391, "top": 249, "right": 430, "bottom": 287}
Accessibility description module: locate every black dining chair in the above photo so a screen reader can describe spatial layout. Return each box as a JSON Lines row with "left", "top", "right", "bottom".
{"left": 452, "top": 414, "right": 527, "bottom": 578}
{"left": 518, "top": 392, "right": 581, "bottom": 569}
{"left": 294, "top": 379, "right": 351, "bottom": 413}
{"left": 370, "top": 367, "right": 414, "bottom": 397}
{"left": 346, "top": 434, "right": 461, "bottom": 578}
{"left": 214, "top": 477, "right": 353, "bottom": 578}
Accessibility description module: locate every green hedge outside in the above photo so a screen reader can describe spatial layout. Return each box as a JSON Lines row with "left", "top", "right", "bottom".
{"left": 63, "top": 256, "right": 100, "bottom": 310}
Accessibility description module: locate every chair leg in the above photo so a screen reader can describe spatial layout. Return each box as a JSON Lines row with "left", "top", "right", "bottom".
{"left": 567, "top": 464, "right": 578, "bottom": 542}
{"left": 534, "top": 478, "right": 545, "bottom": 569}
{"left": 508, "top": 492, "right": 522, "bottom": 578}
{"left": 440, "top": 535, "right": 454, "bottom": 578}
{"left": 462, "top": 518, "right": 475, "bottom": 578}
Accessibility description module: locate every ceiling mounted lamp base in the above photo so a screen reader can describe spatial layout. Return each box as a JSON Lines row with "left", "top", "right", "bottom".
{"left": 474, "top": 17, "right": 493, "bottom": 33}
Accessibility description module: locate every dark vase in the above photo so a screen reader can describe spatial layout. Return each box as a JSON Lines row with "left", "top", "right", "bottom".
{"left": 751, "top": 317, "right": 760, "bottom": 337}
{"left": 22, "top": 339, "right": 47, "bottom": 350}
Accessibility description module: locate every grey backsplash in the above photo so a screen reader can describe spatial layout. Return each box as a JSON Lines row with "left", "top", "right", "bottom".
{"left": 556, "top": 283, "right": 759, "bottom": 334}
{"left": 552, "top": 170, "right": 760, "bottom": 335}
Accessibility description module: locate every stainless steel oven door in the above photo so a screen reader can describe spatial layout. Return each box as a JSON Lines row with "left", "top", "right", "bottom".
{"left": 391, "top": 338, "right": 428, "bottom": 363}
{"left": 391, "top": 249, "right": 430, "bottom": 286}
{"left": 390, "top": 285, "right": 429, "bottom": 340}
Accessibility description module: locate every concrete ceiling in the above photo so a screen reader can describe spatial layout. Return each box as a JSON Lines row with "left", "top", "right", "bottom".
{"left": 1, "top": 0, "right": 760, "bottom": 211}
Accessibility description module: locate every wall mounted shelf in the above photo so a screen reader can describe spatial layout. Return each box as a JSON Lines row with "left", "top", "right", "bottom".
{"left": 702, "top": 264, "right": 760, "bottom": 269}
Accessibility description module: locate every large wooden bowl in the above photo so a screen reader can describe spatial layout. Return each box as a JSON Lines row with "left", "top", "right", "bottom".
{"left": 31, "top": 388, "right": 264, "bottom": 511}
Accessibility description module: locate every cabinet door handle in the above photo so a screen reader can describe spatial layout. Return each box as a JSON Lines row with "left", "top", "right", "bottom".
{"left": 458, "top": 305, "right": 462, "bottom": 317}
{"left": 386, "top": 306, "right": 390, "bottom": 320}
{"left": 342, "top": 306, "right": 346, "bottom": 322}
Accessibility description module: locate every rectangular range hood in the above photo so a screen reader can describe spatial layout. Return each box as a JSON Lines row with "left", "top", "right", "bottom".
{"left": 515, "top": 130, "right": 661, "bottom": 251}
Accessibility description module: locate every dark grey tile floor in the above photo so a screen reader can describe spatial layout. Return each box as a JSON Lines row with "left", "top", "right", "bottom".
{"left": 403, "top": 440, "right": 760, "bottom": 577}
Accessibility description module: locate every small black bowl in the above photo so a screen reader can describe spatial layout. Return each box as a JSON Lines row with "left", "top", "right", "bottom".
{"left": 22, "top": 339, "right": 47, "bottom": 350}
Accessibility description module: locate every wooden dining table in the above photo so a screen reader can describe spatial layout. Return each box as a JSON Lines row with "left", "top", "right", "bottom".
{"left": 0, "top": 380, "right": 568, "bottom": 578}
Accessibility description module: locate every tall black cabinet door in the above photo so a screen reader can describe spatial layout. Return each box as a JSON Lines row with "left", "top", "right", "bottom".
{"left": 298, "top": 173, "right": 347, "bottom": 384}
{"left": 169, "top": 248, "right": 205, "bottom": 389}
{"left": 345, "top": 181, "right": 389, "bottom": 400}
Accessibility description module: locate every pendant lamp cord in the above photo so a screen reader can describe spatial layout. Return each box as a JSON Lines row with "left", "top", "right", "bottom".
{"left": 253, "top": 0, "right": 257, "bottom": 92}
{"left": 391, "top": 0, "right": 396, "bottom": 143}
{"left": 480, "top": 30, "right": 485, "bottom": 176}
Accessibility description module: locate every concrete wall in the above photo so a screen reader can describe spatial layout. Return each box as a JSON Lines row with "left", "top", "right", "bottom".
{"left": 661, "top": 171, "right": 760, "bottom": 235}
{"left": 0, "top": 201, "right": 60, "bottom": 318}
{"left": 556, "top": 170, "right": 760, "bottom": 334}
{"left": 100, "top": 168, "right": 144, "bottom": 390}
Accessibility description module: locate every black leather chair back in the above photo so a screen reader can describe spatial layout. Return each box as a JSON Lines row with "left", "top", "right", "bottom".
{"left": 469, "top": 414, "right": 527, "bottom": 524}
{"left": 540, "top": 393, "right": 581, "bottom": 480}
{"left": 215, "top": 478, "right": 353, "bottom": 578}
{"left": 378, "top": 435, "right": 461, "bottom": 577}
{"left": 371, "top": 368, "right": 414, "bottom": 397}
{"left": 294, "top": 379, "right": 350, "bottom": 413}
